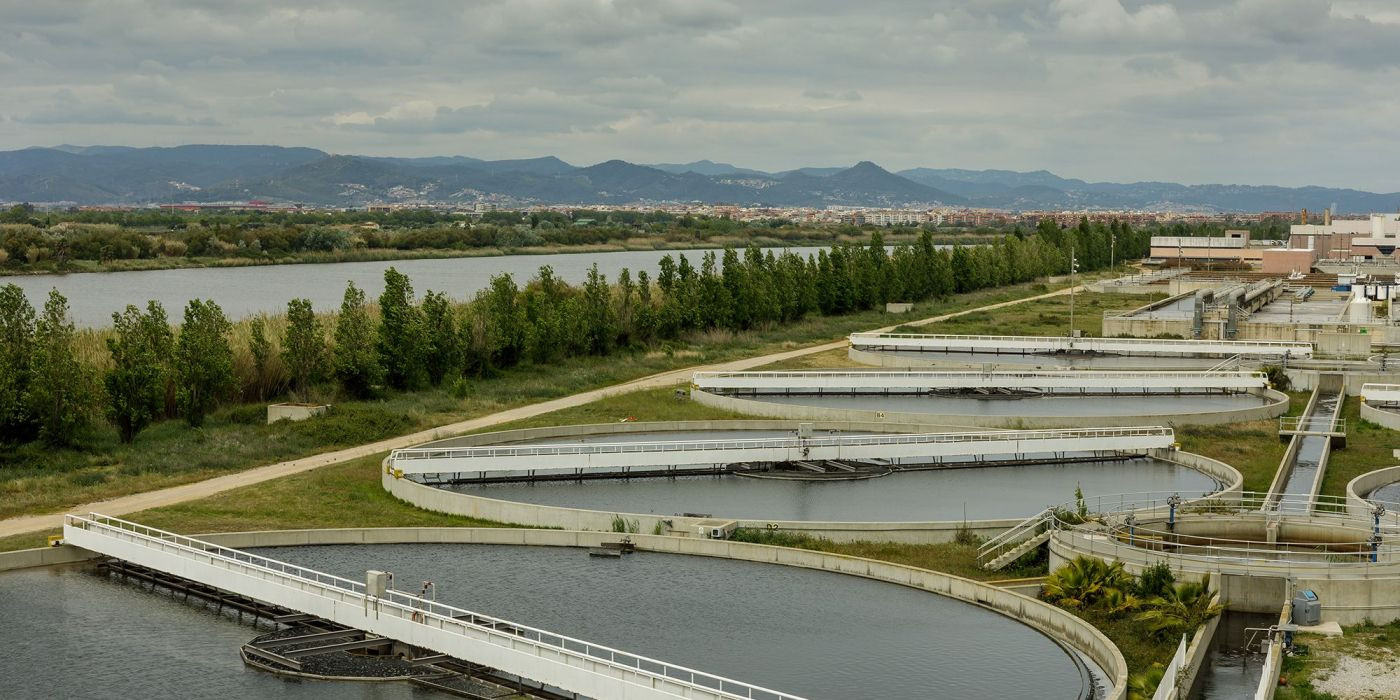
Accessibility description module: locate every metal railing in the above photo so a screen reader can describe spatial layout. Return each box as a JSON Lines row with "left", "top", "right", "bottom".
{"left": 693, "top": 369, "right": 1266, "bottom": 382}
{"left": 389, "top": 426, "right": 1175, "bottom": 464}
{"left": 1278, "top": 416, "right": 1347, "bottom": 433}
{"left": 1033, "top": 492, "right": 1400, "bottom": 572}
{"left": 65, "top": 513, "right": 807, "bottom": 700}
{"left": 849, "top": 332, "right": 1313, "bottom": 354}
{"left": 977, "top": 507, "right": 1054, "bottom": 566}
{"left": 1361, "top": 383, "right": 1400, "bottom": 405}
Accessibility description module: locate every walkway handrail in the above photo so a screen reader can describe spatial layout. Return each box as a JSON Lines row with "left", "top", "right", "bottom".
{"left": 849, "top": 332, "right": 1313, "bottom": 355}
{"left": 390, "top": 427, "right": 1176, "bottom": 463}
{"left": 977, "top": 507, "right": 1054, "bottom": 566}
{"left": 1361, "top": 384, "right": 1400, "bottom": 405}
{"left": 693, "top": 369, "right": 1266, "bottom": 382}
{"left": 1041, "top": 490, "right": 1400, "bottom": 532}
{"left": 64, "top": 513, "right": 808, "bottom": 700}
{"left": 1279, "top": 416, "right": 1348, "bottom": 433}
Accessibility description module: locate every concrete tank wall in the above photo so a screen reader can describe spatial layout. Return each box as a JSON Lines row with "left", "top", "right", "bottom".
{"left": 381, "top": 422, "right": 1239, "bottom": 545}
{"left": 1347, "top": 465, "right": 1400, "bottom": 517}
{"left": 1049, "top": 516, "right": 1400, "bottom": 625}
{"left": 1361, "top": 402, "right": 1400, "bottom": 432}
{"left": 690, "top": 387, "right": 1290, "bottom": 430}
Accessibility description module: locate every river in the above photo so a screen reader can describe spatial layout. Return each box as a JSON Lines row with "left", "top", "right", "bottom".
{"left": 8, "top": 246, "right": 833, "bottom": 327}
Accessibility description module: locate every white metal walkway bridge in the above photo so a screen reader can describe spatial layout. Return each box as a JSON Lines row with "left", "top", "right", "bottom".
{"left": 1361, "top": 383, "right": 1400, "bottom": 407}
{"left": 692, "top": 370, "right": 1267, "bottom": 393}
{"left": 63, "top": 513, "right": 806, "bottom": 700}
{"left": 849, "top": 333, "right": 1313, "bottom": 359}
{"left": 387, "top": 427, "right": 1176, "bottom": 476}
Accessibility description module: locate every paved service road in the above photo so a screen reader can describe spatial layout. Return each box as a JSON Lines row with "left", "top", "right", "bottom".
{"left": 0, "top": 285, "right": 1079, "bottom": 539}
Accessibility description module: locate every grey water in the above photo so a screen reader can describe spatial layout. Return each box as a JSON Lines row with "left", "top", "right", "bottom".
{"left": 446, "top": 456, "right": 1219, "bottom": 521}
{"left": 747, "top": 392, "right": 1271, "bottom": 417}
{"left": 1276, "top": 391, "right": 1342, "bottom": 514}
{"left": 251, "top": 543, "right": 1090, "bottom": 700}
{"left": 8, "top": 246, "right": 829, "bottom": 326}
{"left": 1369, "top": 481, "right": 1400, "bottom": 506}
{"left": 0, "top": 564, "right": 421, "bottom": 700}
{"left": 0, "top": 544, "right": 1091, "bottom": 700}
{"left": 1193, "top": 611, "right": 1275, "bottom": 699}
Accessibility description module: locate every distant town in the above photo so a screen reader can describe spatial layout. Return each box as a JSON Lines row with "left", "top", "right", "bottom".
{"left": 31, "top": 199, "right": 1343, "bottom": 229}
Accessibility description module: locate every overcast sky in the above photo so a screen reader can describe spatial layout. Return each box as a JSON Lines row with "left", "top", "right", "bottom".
{"left": 1, "top": 1, "right": 1398, "bottom": 190}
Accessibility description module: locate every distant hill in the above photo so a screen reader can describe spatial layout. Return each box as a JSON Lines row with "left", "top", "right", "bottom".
{"left": 1, "top": 144, "right": 1397, "bottom": 212}
{"left": 649, "top": 160, "right": 767, "bottom": 177}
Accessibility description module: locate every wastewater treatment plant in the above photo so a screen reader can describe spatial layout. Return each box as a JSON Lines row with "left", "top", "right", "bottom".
{"left": 6, "top": 267, "right": 1400, "bottom": 700}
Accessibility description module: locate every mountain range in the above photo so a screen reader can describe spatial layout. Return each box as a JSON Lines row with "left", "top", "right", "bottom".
{"left": 2, "top": 144, "right": 1397, "bottom": 213}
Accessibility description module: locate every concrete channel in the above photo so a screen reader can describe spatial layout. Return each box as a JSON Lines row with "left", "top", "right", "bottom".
{"left": 1265, "top": 374, "right": 1346, "bottom": 514}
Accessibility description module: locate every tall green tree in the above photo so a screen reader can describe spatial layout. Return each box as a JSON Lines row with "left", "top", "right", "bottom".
{"left": 27, "top": 289, "right": 90, "bottom": 445}
{"left": 174, "top": 299, "right": 235, "bottom": 428}
{"left": 247, "top": 314, "right": 272, "bottom": 400}
{"left": 282, "top": 298, "right": 326, "bottom": 396}
{"left": 420, "top": 290, "right": 459, "bottom": 386}
{"left": 377, "top": 267, "right": 425, "bottom": 389}
{"left": 581, "top": 264, "right": 616, "bottom": 354}
{"left": 333, "top": 281, "right": 381, "bottom": 397}
{"left": 104, "top": 303, "right": 169, "bottom": 443}
{"left": 0, "top": 284, "right": 36, "bottom": 442}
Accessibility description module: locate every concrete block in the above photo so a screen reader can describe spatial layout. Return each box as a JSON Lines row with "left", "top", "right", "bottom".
{"left": 267, "top": 403, "right": 329, "bottom": 424}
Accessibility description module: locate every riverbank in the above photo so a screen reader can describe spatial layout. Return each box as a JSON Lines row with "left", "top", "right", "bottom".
{"left": 0, "top": 231, "right": 994, "bottom": 277}
{"left": 0, "top": 278, "right": 1094, "bottom": 535}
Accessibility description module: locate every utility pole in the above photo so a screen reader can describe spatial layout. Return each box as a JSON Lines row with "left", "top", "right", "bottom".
{"left": 1069, "top": 246, "right": 1078, "bottom": 337}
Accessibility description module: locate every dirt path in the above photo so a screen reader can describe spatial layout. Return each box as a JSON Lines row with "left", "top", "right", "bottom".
{"left": 0, "top": 285, "right": 1078, "bottom": 539}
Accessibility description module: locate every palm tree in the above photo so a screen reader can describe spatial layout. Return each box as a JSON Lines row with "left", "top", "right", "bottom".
{"left": 1101, "top": 587, "right": 1144, "bottom": 618}
{"left": 1127, "top": 664, "right": 1165, "bottom": 700}
{"left": 1136, "top": 573, "right": 1223, "bottom": 639}
{"left": 1043, "top": 556, "right": 1133, "bottom": 608}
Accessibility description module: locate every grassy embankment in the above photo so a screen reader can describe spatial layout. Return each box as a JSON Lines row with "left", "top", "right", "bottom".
{"left": 3, "top": 276, "right": 1106, "bottom": 529}
{"left": 0, "top": 229, "right": 994, "bottom": 276}
{"left": 1318, "top": 396, "right": 1400, "bottom": 499}
{"left": 765, "top": 291, "right": 1164, "bottom": 370}
{"left": 0, "top": 387, "right": 750, "bottom": 552}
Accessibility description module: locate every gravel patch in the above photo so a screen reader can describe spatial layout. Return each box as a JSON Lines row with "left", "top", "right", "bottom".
{"left": 1311, "top": 651, "right": 1400, "bottom": 699}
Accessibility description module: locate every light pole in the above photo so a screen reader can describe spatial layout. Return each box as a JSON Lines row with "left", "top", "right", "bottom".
{"left": 1068, "top": 246, "right": 1078, "bottom": 337}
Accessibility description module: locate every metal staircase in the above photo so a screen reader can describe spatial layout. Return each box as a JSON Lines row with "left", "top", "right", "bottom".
{"left": 977, "top": 508, "right": 1056, "bottom": 571}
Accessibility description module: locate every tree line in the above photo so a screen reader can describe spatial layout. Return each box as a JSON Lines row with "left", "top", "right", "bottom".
{"left": 0, "top": 220, "right": 1147, "bottom": 448}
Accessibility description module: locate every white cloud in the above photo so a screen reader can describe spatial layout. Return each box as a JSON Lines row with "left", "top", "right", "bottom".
{"left": 0, "top": 1, "right": 1398, "bottom": 189}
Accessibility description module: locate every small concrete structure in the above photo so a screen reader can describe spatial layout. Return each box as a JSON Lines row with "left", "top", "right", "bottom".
{"left": 266, "top": 403, "right": 329, "bottom": 424}
{"left": 1044, "top": 494, "right": 1400, "bottom": 625}
{"left": 884, "top": 302, "right": 913, "bottom": 313}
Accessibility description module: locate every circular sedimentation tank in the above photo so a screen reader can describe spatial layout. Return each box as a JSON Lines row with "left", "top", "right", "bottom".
{"left": 0, "top": 541, "right": 1102, "bottom": 700}
{"left": 849, "top": 347, "right": 1235, "bottom": 371}
{"left": 388, "top": 422, "right": 1238, "bottom": 543}
{"left": 1046, "top": 493, "right": 1400, "bottom": 625}
{"left": 435, "top": 429, "right": 1219, "bottom": 522}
